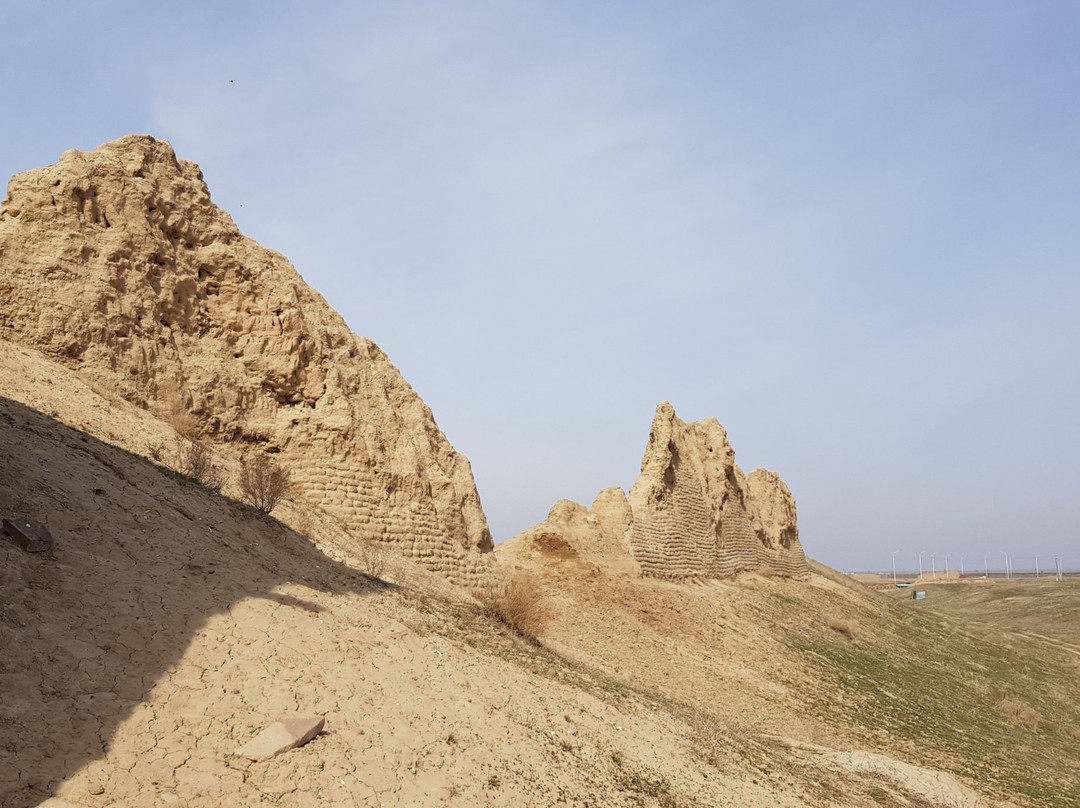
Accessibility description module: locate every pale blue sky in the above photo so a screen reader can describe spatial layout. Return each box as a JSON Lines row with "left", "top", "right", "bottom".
{"left": 3, "top": 2, "right": 1078, "bottom": 572}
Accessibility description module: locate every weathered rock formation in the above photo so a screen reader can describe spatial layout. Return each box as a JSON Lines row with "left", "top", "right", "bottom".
{"left": 504, "top": 403, "right": 807, "bottom": 581}
{"left": 0, "top": 135, "right": 493, "bottom": 586}
{"left": 505, "top": 488, "right": 642, "bottom": 577}
{"left": 627, "top": 402, "right": 808, "bottom": 579}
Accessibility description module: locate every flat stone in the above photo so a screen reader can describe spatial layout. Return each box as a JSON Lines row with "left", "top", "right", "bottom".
{"left": 234, "top": 716, "right": 325, "bottom": 762}
{"left": 2, "top": 518, "right": 53, "bottom": 552}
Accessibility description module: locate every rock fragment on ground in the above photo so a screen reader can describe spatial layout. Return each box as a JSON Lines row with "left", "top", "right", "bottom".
{"left": 234, "top": 716, "right": 326, "bottom": 761}
{"left": 2, "top": 518, "right": 53, "bottom": 552}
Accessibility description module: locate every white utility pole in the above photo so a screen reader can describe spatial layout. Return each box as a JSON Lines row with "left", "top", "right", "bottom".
{"left": 1036, "top": 556, "right": 1040, "bottom": 578}
{"left": 932, "top": 553, "right": 937, "bottom": 579}
{"left": 945, "top": 554, "right": 950, "bottom": 575}
{"left": 1001, "top": 550, "right": 1011, "bottom": 580}
{"left": 892, "top": 550, "right": 899, "bottom": 585}
{"left": 919, "top": 551, "right": 926, "bottom": 578}
{"left": 960, "top": 556, "right": 966, "bottom": 576}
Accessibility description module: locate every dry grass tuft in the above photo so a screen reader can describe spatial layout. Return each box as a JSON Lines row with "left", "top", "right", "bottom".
{"left": 828, "top": 618, "right": 859, "bottom": 639}
{"left": 994, "top": 695, "right": 1041, "bottom": 732}
{"left": 238, "top": 453, "right": 292, "bottom": 513}
{"left": 161, "top": 394, "right": 200, "bottom": 441}
{"left": 477, "top": 570, "right": 550, "bottom": 642}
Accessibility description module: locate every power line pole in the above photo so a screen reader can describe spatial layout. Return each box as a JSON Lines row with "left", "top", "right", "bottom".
{"left": 892, "top": 549, "right": 899, "bottom": 586}
{"left": 919, "top": 551, "right": 925, "bottom": 579}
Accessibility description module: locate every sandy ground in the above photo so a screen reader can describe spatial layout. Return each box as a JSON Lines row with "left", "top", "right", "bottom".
{"left": 0, "top": 341, "right": 1003, "bottom": 808}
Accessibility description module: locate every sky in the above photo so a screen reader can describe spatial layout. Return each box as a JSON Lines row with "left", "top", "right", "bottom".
{"left": 2, "top": 1, "right": 1078, "bottom": 573}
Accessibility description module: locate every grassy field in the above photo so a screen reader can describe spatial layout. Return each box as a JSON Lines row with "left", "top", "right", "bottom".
{"left": 896, "top": 578, "right": 1080, "bottom": 651}
{"left": 765, "top": 568, "right": 1080, "bottom": 807}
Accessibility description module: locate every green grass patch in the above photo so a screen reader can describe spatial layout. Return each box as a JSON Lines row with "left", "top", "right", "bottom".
{"left": 767, "top": 581, "right": 1080, "bottom": 807}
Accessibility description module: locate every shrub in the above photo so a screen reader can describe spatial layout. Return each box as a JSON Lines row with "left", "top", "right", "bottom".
{"left": 176, "top": 438, "right": 224, "bottom": 491}
{"left": 357, "top": 537, "right": 391, "bottom": 578}
{"left": 239, "top": 453, "right": 292, "bottom": 514}
{"left": 477, "top": 570, "right": 550, "bottom": 642}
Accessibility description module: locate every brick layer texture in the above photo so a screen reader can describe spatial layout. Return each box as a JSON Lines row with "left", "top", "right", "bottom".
{"left": 627, "top": 403, "right": 808, "bottom": 580}
{"left": 0, "top": 136, "right": 494, "bottom": 587}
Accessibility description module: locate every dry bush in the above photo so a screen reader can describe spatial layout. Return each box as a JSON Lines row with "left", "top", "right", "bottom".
{"left": 161, "top": 395, "right": 201, "bottom": 442}
{"left": 357, "top": 537, "right": 392, "bottom": 579}
{"left": 153, "top": 395, "right": 224, "bottom": 490}
{"left": 478, "top": 570, "right": 550, "bottom": 642}
{"left": 995, "top": 696, "right": 1041, "bottom": 732}
{"left": 238, "top": 453, "right": 292, "bottom": 514}
{"left": 828, "top": 618, "right": 859, "bottom": 639}
{"left": 176, "top": 438, "right": 224, "bottom": 491}
{"left": 170, "top": 411, "right": 199, "bottom": 440}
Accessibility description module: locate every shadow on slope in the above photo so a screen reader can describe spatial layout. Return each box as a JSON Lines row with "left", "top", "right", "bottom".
{"left": 0, "top": 396, "right": 387, "bottom": 807}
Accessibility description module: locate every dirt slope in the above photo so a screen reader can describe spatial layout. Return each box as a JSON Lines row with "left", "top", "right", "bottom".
{"left": 500, "top": 505, "right": 1080, "bottom": 807}
{"left": 0, "top": 137, "right": 1030, "bottom": 808}
{"left": 0, "top": 345, "right": 1000, "bottom": 808}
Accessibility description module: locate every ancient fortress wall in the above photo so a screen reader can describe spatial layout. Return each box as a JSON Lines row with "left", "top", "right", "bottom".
{"left": 627, "top": 403, "right": 809, "bottom": 580}
{"left": 503, "top": 403, "right": 808, "bottom": 582}
{"left": 0, "top": 136, "right": 493, "bottom": 587}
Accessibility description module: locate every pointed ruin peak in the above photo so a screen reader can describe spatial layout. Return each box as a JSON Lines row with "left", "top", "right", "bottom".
{"left": 503, "top": 403, "right": 808, "bottom": 583}
{"left": 627, "top": 403, "right": 808, "bottom": 580}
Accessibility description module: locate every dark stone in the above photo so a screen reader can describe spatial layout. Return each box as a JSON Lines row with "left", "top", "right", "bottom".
{"left": 3, "top": 518, "right": 54, "bottom": 552}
